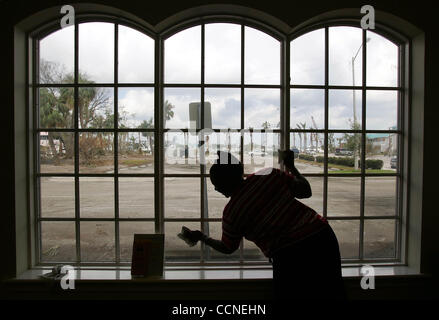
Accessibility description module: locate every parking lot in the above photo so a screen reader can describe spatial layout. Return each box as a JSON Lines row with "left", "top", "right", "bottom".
{"left": 40, "top": 155, "right": 398, "bottom": 263}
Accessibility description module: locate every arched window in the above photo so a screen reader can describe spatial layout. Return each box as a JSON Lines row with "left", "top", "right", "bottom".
{"left": 33, "top": 15, "right": 406, "bottom": 266}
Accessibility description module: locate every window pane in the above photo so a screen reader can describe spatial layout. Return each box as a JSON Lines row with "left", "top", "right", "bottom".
{"left": 330, "top": 220, "right": 360, "bottom": 259}
{"left": 291, "top": 89, "right": 324, "bottom": 130}
{"left": 205, "top": 23, "right": 241, "bottom": 84}
{"left": 118, "top": 132, "right": 154, "bottom": 174}
{"left": 366, "top": 90, "right": 398, "bottom": 130}
{"left": 164, "top": 88, "right": 200, "bottom": 129}
{"left": 207, "top": 222, "right": 241, "bottom": 261}
{"left": 329, "top": 89, "right": 362, "bottom": 130}
{"left": 367, "top": 31, "right": 398, "bottom": 87}
{"left": 243, "top": 132, "right": 279, "bottom": 174}
{"left": 40, "top": 177, "right": 75, "bottom": 218}
{"left": 328, "top": 177, "right": 361, "bottom": 216}
{"left": 365, "top": 177, "right": 397, "bottom": 216}
{"left": 39, "top": 132, "right": 74, "bottom": 173}
{"left": 205, "top": 131, "right": 241, "bottom": 173}
{"left": 366, "top": 133, "right": 398, "bottom": 163}
{"left": 78, "top": 87, "right": 114, "bottom": 129}
{"left": 165, "top": 132, "right": 200, "bottom": 174}
{"left": 329, "top": 133, "right": 362, "bottom": 173}
{"left": 79, "top": 22, "right": 114, "bottom": 83}
{"left": 40, "top": 26, "right": 74, "bottom": 84}
{"left": 79, "top": 132, "right": 114, "bottom": 174}
{"left": 207, "top": 179, "right": 229, "bottom": 219}
{"left": 364, "top": 219, "right": 396, "bottom": 258}
{"left": 80, "top": 221, "right": 115, "bottom": 262}
{"left": 243, "top": 239, "right": 265, "bottom": 261}
{"left": 245, "top": 26, "right": 280, "bottom": 85}
{"left": 119, "top": 222, "right": 155, "bottom": 261}
{"left": 300, "top": 177, "right": 323, "bottom": 215}
{"left": 204, "top": 88, "right": 240, "bottom": 129}
{"left": 289, "top": 133, "right": 324, "bottom": 174}
{"left": 41, "top": 222, "right": 76, "bottom": 262}
{"left": 290, "top": 28, "right": 325, "bottom": 85}
{"left": 39, "top": 87, "right": 74, "bottom": 129}
{"left": 165, "top": 26, "right": 201, "bottom": 83}
{"left": 165, "top": 222, "right": 201, "bottom": 262}
{"left": 119, "top": 177, "right": 154, "bottom": 218}
{"left": 118, "top": 88, "right": 154, "bottom": 128}
{"left": 244, "top": 89, "right": 280, "bottom": 129}
{"left": 165, "top": 178, "right": 200, "bottom": 218}
{"left": 80, "top": 177, "right": 114, "bottom": 218}
{"left": 329, "top": 27, "right": 363, "bottom": 86}
{"left": 118, "top": 25, "right": 154, "bottom": 83}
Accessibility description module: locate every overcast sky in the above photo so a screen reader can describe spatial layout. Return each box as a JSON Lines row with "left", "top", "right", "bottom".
{"left": 40, "top": 22, "right": 399, "bottom": 148}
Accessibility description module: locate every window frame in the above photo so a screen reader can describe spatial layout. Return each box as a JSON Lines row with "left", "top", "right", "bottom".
{"left": 29, "top": 14, "right": 410, "bottom": 267}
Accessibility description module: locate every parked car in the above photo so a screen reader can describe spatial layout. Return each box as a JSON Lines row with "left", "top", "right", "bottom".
{"left": 291, "top": 147, "right": 300, "bottom": 158}
{"left": 390, "top": 156, "right": 397, "bottom": 169}
{"left": 335, "top": 148, "right": 353, "bottom": 156}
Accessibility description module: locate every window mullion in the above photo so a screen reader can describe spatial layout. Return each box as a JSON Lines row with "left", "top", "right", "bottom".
{"left": 114, "top": 23, "right": 120, "bottom": 265}
{"left": 74, "top": 20, "right": 81, "bottom": 263}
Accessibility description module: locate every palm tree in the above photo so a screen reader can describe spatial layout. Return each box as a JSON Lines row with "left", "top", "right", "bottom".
{"left": 296, "top": 124, "right": 303, "bottom": 152}
{"left": 299, "top": 122, "right": 307, "bottom": 152}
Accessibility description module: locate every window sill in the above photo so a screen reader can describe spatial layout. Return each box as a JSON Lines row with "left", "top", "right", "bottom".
{"left": 9, "top": 265, "right": 424, "bottom": 282}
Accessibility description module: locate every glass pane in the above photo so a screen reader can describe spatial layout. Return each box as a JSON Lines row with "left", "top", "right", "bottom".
{"left": 329, "top": 27, "right": 363, "bottom": 86}
{"left": 327, "top": 177, "right": 361, "bottom": 216}
{"left": 39, "top": 132, "right": 74, "bottom": 173}
{"left": 243, "top": 132, "right": 279, "bottom": 174}
{"left": 291, "top": 88, "right": 324, "bottom": 130}
{"left": 365, "top": 177, "right": 397, "bottom": 216}
{"left": 364, "top": 219, "right": 396, "bottom": 258}
{"left": 244, "top": 88, "right": 280, "bottom": 129}
{"left": 165, "top": 178, "right": 200, "bottom": 218}
{"left": 80, "top": 177, "right": 114, "bottom": 218}
{"left": 367, "top": 31, "right": 398, "bottom": 87}
{"left": 205, "top": 23, "right": 241, "bottom": 84}
{"left": 118, "top": 25, "right": 154, "bottom": 83}
{"left": 164, "top": 88, "right": 200, "bottom": 129}
{"left": 329, "top": 133, "right": 362, "bottom": 173}
{"left": 366, "top": 133, "right": 398, "bottom": 163}
{"left": 79, "top": 22, "right": 114, "bottom": 83}
{"left": 245, "top": 26, "right": 280, "bottom": 85}
{"left": 165, "top": 26, "right": 201, "bottom": 84}
{"left": 165, "top": 132, "right": 200, "bottom": 174}
{"left": 366, "top": 90, "right": 398, "bottom": 130}
{"left": 39, "top": 87, "right": 74, "bottom": 129}
{"left": 289, "top": 132, "right": 324, "bottom": 174}
{"left": 39, "top": 26, "right": 74, "bottom": 83}
{"left": 41, "top": 222, "right": 76, "bottom": 262}
{"left": 40, "top": 177, "right": 75, "bottom": 218}
{"left": 119, "top": 222, "right": 155, "bottom": 261}
{"left": 78, "top": 87, "right": 114, "bottom": 129}
{"left": 204, "top": 88, "right": 240, "bottom": 129}
{"left": 329, "top": 89, "right": 362, "bottom": 130}
{"left": 290, "top": 28, "right": 325, "bottom": 85}
{"left": 205, "top": 131, "right": 242, "bottom": 173}
{"left": 119, "top": 177, "right": 154, "bottom": 218}
{"left": 330, "top": 220, "right": 359, "bottom": 259}
{"left": 243, "top": 239, "right": 265, "bottom": 261}
{"left": 206, "top": 178, "right": 230, "bottom": 219}
{"left": 207, "top": 222, "right": 241, "bottom": 261}
{"left": 118, "top": 132, "right": 154, "bottom": 174}
{"left": 165, "top": 222, "right": 201, "bottom": 262}
{"left": 118, "top": 88, "right": 154, "bottom": 128}
{"left": 79, "top": 132, "right": 114, "bottom": 173}
{"left": 300, "top": 177, "right": 323, "bottom": 215}
{"left": 80, "top": 221, "right": 115, "bottom": 262}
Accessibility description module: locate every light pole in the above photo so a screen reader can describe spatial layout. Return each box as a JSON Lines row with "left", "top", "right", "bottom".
{"left": 351, "top": 37, "right": 370, "bottom": 170}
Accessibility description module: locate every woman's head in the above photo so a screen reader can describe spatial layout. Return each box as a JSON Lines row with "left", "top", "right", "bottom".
{"left": 209, "top": 151, "right": 244, "bottom": 197}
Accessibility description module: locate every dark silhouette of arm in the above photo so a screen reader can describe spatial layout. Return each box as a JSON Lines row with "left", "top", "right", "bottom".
{"left": 281, "top": 149, "right": 312, "bottom": 199}
{"left": 185, "top": 230, "right": 238, "bottom": 254}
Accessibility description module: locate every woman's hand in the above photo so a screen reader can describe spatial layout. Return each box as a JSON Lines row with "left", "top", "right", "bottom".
{"left": 279, "top": 149, "right": 295, "bottom": 172}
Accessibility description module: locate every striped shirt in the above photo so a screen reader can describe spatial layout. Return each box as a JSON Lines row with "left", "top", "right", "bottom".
{"left": 221, "top": 168, "right": 328, "bottom": 258}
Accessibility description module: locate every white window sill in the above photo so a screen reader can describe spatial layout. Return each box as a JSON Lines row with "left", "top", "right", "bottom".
{"left": 11, "top": 265, "right": 423, "bottom": 281}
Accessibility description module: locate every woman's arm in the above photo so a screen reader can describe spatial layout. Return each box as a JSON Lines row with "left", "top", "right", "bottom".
{"left": 184, "top": 230, "right": 237, "bottom": 254}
